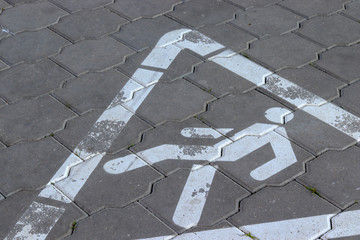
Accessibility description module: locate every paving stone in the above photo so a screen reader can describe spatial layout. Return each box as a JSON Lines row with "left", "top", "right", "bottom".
{"left": 55, "top": 110, "right": 152, "bottom": 154}
{"left": 0, "top": 28, "right": 70, "bottom": 65}
{"left": 276, "top": 110, "right": 356, "bottom": 155}
{"left": 225, "top": 0, "right": 280, "bottom": 9}
{"left": 0, "top": 0, "right": 11, "bottom": 9}
{"left": 244, "top": 34, "right": 324, "bottom": 70}
{"left": 51, "top": 8, "right": 127, "bottom": 42}
{"left": 141, "top": 168, "right": 249, "bottom": 232}
{"left": 0, "top": 60, "right": 72, "bottom": 103}
{"left": 117, "top": 48, "right": 202, "bottom": 82}
{"left": 0, "top": 193, "right": 3, "bottom": 200}
{"left": 186, "top": 61, "right": 257, "bottom": 98}
{"left": 0, "top": 59, "right": 8, "bottom": 71}
{"left": 49, "top": 0, "right": 113, "bottom": 13}
{"left": 334, "top": 81, "right": 360, "bottom": 117}
{"left": 53, "top": 69, "right": 129, "bottom": 113}
{"left": 297, "top": 14, "right": 360, "bottom": 48}
{"left": 0, "top": 138, "right": 71, "bottom": 195}
{"left": 298, "top": 146, "right": 360, "bottom": 209}
{"left": 279, "top": 0, "right": 348, "bottom": 18}
{"left": 316, "top": 44, "right": 360, "bottom": 83}
{"left": 344, "top": 1, "right": 360, "bottom": 21}
{"left": 5, "top": 0, "right": 36, "bottom": 6}
{"left": 0, "top": 1, "right": 68, "bottom": 33}
{"left": 52, "top": 37, "right": 134, "bottom": 75}
{"left": 0, "top": 190, "right": 86, "bottom": 239}
{"left": 69, "top": 203, "right": 176, "bottom": 239}
{"left": 232, "top": 5, "right": 304, "bottom": 37}
{"left": 108, "top": 0, "right": 182, "bottom": 20}
{"left": 229, "top": 182, "right": 340, "bottom": 239}
{"left": 0, "top": 95, "right": 75, "bottom": 145}
{"left": 135, "top": 79, "right": 215, "bottom": 126}
{"left": 168, "top": 0, "right": 240, "bottom": 28}
{"left": 112, "top": 16, "right": 185, "bottom": 51}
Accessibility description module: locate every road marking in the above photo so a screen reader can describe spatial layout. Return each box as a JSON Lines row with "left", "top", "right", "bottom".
{"left": 322, "top": 209, "right": 360, "bottom": 239}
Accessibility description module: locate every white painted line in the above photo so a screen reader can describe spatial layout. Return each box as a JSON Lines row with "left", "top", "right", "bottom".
{"left": 172, "top": 165, "right": 217, "bottom": 228}
{"left": 109, "top": 79, "right": 144, "bottom": 107}
{"left": 170, "top": 227, "right": 252, "bottom": 240}
{"left": 131, "top": 68, "right": 164, "bottom": 87}
{"left": 155, "top": 29, "right": 191, "bottom": 48}
{"left": 180, "top": 127, "right": 231, "bottom": 139}
{"left": 141, "top": 45, "right": 182, "bottom": 69}
{"left": 231, "top": 123, "right": 278, "bottom": 141}
{"left": 103, "top": 154, "right": 147, "bottom": 175}
{"left": 322, "top": 209, "right": 360, "bottom": 239}
{"left": 122, "top": 84, "right": 156, "bottom": 113}
{"left": 38, "top": 185, "right": 72, "bottom": 203}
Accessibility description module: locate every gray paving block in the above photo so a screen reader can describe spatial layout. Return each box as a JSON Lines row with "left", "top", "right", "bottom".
{"left": 244, "top": 33, "right": 324, "bottom": 70}
{"left": 168, "top": 0, "right": 240, "bottom": 28}
{"left": 0, "top": 95, "right": 75, "bottom": 145}
{"left": 279, "top": 0, "right": 348, "bottom": 18}
{"left": 5, "top": 0, "right": 36, "bottom": 5}
{"left": 0, "top": 138, "right": 70, "bottom": 195}
{"left": 0, "top": 0, "right": 68, "bottom": 33}
{"left": 276, "top": 110, "right": 356, "bottom": 155}
{"left": 69, "top": 203, "right": 176, "bottom": 239}
{"left": 0, "top": 60, "right": 72, "bottom": 103}
{"left": 225, "top": 0, "right": 280, "bottom": 9}
{"left": 0, "top": 59, "right": 8, "bottom": 71}
{"left": 112, "top": 16, "right": 184, "bottom": 51}
{"left": 51, "top": 8, "right": 127, "bottom": 42}
{"left": 186, "top": 61, "right": 257, "bottom": 98}
{"left": 141, "top": 168, "right": 249, "bottom": 232}
{"left": 50, "top": 0, "right": 113, "bottom": 13}
{"left": 232, "top": 5, "right": 304, "bottom": 37}
{"left": 344, "top": 1, "right": 360, "bottom": 21}
{"left": 117, "top": 48, "right": 202, "bottom": 82}
{"left": 52, "top": 37, "right": 134, "bottom": 75}
{"left": 229, "top": 182, "right": 340, "bottom": 238}
{"left": 316, "top": 45, "right": 360, "bottom": 83}
{"left": 0, "top": 0, "right": 11, "bottom": 9}
{"left": 0, "top": 28, "right": 70, "bottom": 65}
{"left": 135, "top": 79, "right": 215, "bottom": 126}
{"left": 0, "top": 190, "right": 86, "bottom": 239}
{"left": 108, "top": 0, "right": 182, "bottom": 20}
{"left": 299, "top": 146, "right": 360, "bottom": 209}
{"left": 0, "top": 193, "right": 3, "bottom": 200}
{"left": 297, "top": 14, "right": 360, "bottom": 48}
{"left": 53, "top": 69, "right": 129, "bottom": 113}
{"left": 334, "top": 81, "right": 360, "bottom": 117}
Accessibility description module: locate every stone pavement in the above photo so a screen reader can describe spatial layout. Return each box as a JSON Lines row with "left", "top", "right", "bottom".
{"left": 0, "top": 0, "right": 360, "bottom": 239}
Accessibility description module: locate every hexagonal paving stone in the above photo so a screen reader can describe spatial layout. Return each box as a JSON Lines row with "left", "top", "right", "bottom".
{"left": 298, "top": 146, "right": 360, "bottom": 209}
{"left": 0, "top": 0, "right": 68, "bottom": 33}
{"left": 108, "top": 0, "right": 182, "bottom": 20}
{"left": 229, "top": 182, "right": 340, "bottom": 240}
{"left": 0, "top": 95, "right": 75, "bottom": 145}
{"left": 51, "top": 8, "right": 127, "bottom": 42}
{"left": 334, "top": 81, "right": 360, "bottom": 117}
{"left": 69, "top": 203, "right": 176, "bottom": 239}
{"left": 297, "top": 14, "right": 360, "bottom": 48}
{"left": 5, "top": 0, "right": 35, "bottom": 5}
{"left": 244, "top": 33, "right": 324, "bottom": 70}
{"left": 168, "top": 0, "right": 240, "bottom": 28}
{"left": 225, "top": 0, "right": 280, "bottom": 9}
{"left": 0, "top": 0, "right": 11, "bottom": 9}
{"left": 344, "top": 1, "right": 360, "bottom": 21}
{"left": 316, "top": 44, "right": 360, "bottom": 83}
{"left": 52, "top": 37, "right": 134, "bottom": 75}
{"left": 49, "top": 0, "right": 113, "bottom": 13}
{"left": 232, "top": 5, "right": 304, "bottom": 37}
{"left": 0, "top": 29, "right": 70, "bottom": 65}
{"left": 279, "top": 0, "right": 348, "bottom": 18}
{"left": 0, "top": 60, "right": 73, "bottom": 103}
{"left": 0, "top": 138, "right": 70, "bottom": 195}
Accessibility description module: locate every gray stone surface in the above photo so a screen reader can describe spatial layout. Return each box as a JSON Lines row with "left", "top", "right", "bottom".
{"left": 0, "top": 138, "right": 70, "bottom": 195}
{"left": 50, "top": 0, "right": 113, "bottom": 13}
{"left": 54, "top": 69, "right": 129, "bottom": 113}
{"left": 0, "top": 95, "right": 75, "bottom": 145}
{"left": 0, "top": 29, "right": 70, "bottom": 65}
{"left": 0, "top": 193, "right": 3, "bottom": 200}
{"left": 225, "top": 0, "right": 280, "bottom": 9}
{"left": 244, "top": 33, "right": 324, "bottom": 70}
{"left": 135, "top": 79, "right": 215, "bottom": 126}
{"left": 69, "top": 203, "right": 176, "bottom": 239}
{"left": 0, "top": 59, "right": 9, "bottom": 71}
{"left": 344, "top": 1, "right": 360, "bottom": 21}
{"left": 5, "top": 0, "right": 36, "bottom": 5}
{"left": 316, "top": 44, "right": 360, "bottom": 83}
{"left": 0, "top": 60, "right": 72, "bottom": 103}
{"left": 51, "top": 8, "right": 127, "bottom": 42}
{"left": 0, "top": 0, "right": 11, "bottom": 9}
{"left": 229, "top": 181, "right": 340, "bottom": 227}
{"left": 186, "top": 61, "right": 257, "bottom": 98}
{"left": 168, "top": 0, "right": 240, "bottom": 28}
{"left": 334, "top": 81, "right": 360, "bottom": 117}
{"left": 0, "top": 1, "right": 68, "bottom": 33}
{"left": 232, "top": 5, "right": 304, "bottom": 37}
{"left": 297, "top": 14, "right": 360, "bottom": 48}
{"left": 279, "top": 0, "right": 348, "bottom": 18}
{"left": 141, "top": 168, "right": 249, "bottom": 232}
{"left": 52, "top": 37, "right": 134, "bottom": 75}
{"left": 108, "top": 0, "right": 182, "bottom": 20}
{"left": 112, "top": 16, "right": 184, "bottom": 51}
{"left": 299, "top": 146, "right": 360, "bottom": 209}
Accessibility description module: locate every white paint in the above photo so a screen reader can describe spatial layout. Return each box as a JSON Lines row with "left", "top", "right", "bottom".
{"left": 322, "top": 209, "right": 360, "bottom": 239}
{"left": 110, "top": 79, "right": 144, "bottom": 105}
{"left": 131, "top": 68, "right": 164, "bottom": 87}
{"left": 5, "top": 202, "right": 65, "bottom": 240}
{"left": 141, "top": 45, "right": 182, "bottom": 69}
{"left": 210, "top": 49, "right": 272, "bottom": 86}
{"left": 122, "top": 85, "right": 155, "bottom": 113}
{"left": 240, "top": 214, "right": 334, "bottom": 240}
{"left": 265, "top": 107, "right": 292, "bottom": 124}
{"left": 232, "top": 123, "right": 278, "bottom": 141}
{"left": 38, "top": 185, "right": 72, "bottom": 203}
{"left": 103, "top": 154, "right": 147, "bottom": 174}
{"left": 137, "top": 236, "right": 175, "bottom": 240}
{"left": 171, "top": 227, "right": 252, "bottom": 240}
{"left": 172, "top": 165, "right": 216, "bottom": 228}
{"left": 155, "top": 28, "right": 191, "bottom": 48}
{"left": 47, "top": 153, "right": 83, "bottom": 183}
{"left": 181, "top": 127, "right": 226, "bottom": 139}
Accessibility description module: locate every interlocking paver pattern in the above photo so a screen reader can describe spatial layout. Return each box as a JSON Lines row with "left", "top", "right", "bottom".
{"left": 49, "top": 0, "right": 113, "bottom": 13}
{"left": 335, "top": 81, "right": 360, "bottom": 116}
{"left": 344, "top": 1, "right": 360, "bottom": 21}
